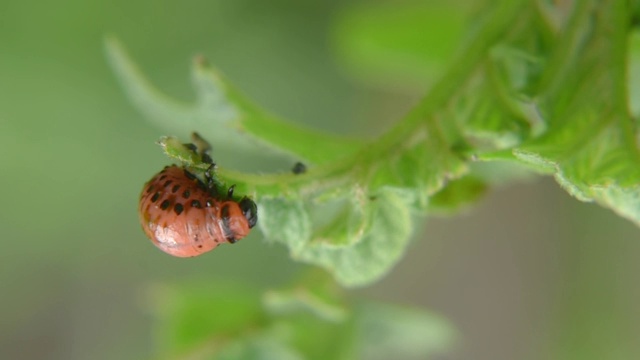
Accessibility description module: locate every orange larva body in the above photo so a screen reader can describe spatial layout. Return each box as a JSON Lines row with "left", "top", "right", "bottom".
{"left": 138, "top": 165, "right": 257, "bottom": 257}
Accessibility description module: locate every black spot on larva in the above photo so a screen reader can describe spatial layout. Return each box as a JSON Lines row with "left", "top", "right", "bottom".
{"left": 146, "top": 185, "right": 154, "bottom": 193}
{"left": 220, "top": 204, "right": 235, "bottom": 242}
{"left": 151, "top": 192, "right": 160, "bottom": 203}
{"left": 182, "top": 190, "right": 191, "bottom": 199}
{"left": 163, "top": 180, "right": 173, "bottom": 188}
{"left": 174, "top": 203, "right": 184, "bottom": 215}
{"left": 191, "top": 199, "right": 202, "bottom": 208}
{"left": 160, "top": 200, "right": 171, "bottom": 210}
{"left": 159, "top": 175, "right": 167, "bottom": 181}
{"left": 221, "top": 204, "right": 230, "bottom": 219}
{"left": 183, "top": 169, "right": 196, "bottom": 180}
{"left": 171, "top": 184, "right": 181, "bottom": 193}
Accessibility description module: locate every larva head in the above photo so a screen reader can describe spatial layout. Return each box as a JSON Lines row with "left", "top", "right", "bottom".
{"left": 239, "top": 197, "right": 258, "bottom": 229}
{"left": 217, "top": 198, "right": 257, "bottom": 243}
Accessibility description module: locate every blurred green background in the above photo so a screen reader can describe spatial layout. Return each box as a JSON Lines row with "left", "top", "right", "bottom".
{"left": 2, "top": 0, "right": 640, "bottom": 359}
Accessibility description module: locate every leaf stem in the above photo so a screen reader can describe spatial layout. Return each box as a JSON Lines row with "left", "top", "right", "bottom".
{"left": 218, "top": 0, "right": 528, "bottom": 197}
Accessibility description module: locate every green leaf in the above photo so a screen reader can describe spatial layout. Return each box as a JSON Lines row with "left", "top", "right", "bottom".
{"left": 258, "top": 197, "right": 312, "bottom": 253}
{"left": 627, "top": 28, "right": 640, "bottom": 118}
{"left": 257, "top": 188, "right": 414, "bottom": 287}
{"left": 104, "top": 37, "right": 247, "bottom": 153}
{"left": 354, "top": 302, "right": 456, "bottom": 360}
{"left": 147, "top": 282, "right": 264, "bottom": 357}
{"left": 370, "top": 125, "right": 469, "bottom": 212}
{"left": 215, "top": 334, "right": 303, "bottom": 360}
{"left": 452, "top": 30, "right": 546, "bottom": 150}
{"left": 505, "top": 0, "right": 640, "bottom": 225}
{"left": 263, "top": 288, "right": 347, "bottom": 323}
{"left": 273, "top": 307, "right": 354, "bottom": 360}
{"left": 146, "top": 280, "right": 455, "bottom": 360}
{"left": 428, "top": 176, "right": 487, "bottom": 214}
{"left": 294, "top": 188, "right": 413, "bottom": 287}
{"left": 104, "top": 36, "right": 362, "bottom": 165}
{"left": 448, "top": 0, "right": 640, "bottom": 226}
